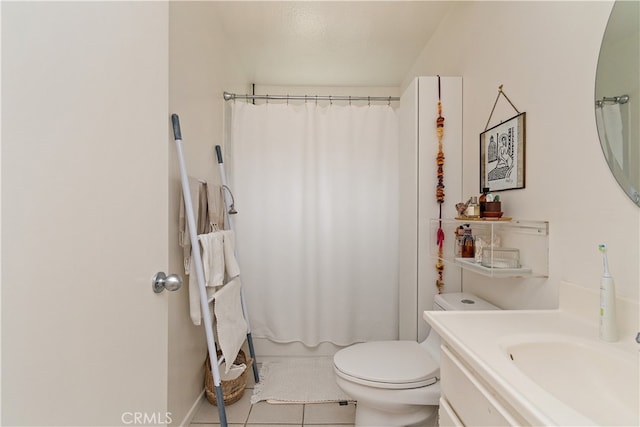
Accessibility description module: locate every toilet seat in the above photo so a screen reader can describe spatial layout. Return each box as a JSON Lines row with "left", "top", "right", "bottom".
{"left": 334, "top": 341, "right": 438, "bottom": 390}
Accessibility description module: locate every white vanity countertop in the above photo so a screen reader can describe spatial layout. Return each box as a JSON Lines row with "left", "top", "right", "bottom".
{"left": 424, "top": 308, "right": 639, "bottom": 426}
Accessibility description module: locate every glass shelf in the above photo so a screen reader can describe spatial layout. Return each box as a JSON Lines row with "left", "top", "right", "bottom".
{"left": 430, "top": 218, "right": 549, "bottom": 278}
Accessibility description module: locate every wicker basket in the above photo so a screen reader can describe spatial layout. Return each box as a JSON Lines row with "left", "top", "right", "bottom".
{"left": 204, "top": 349, "right": 253, "bottom": 406}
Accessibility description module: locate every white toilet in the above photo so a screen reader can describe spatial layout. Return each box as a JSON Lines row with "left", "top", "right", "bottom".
{"left": 333, "top": 292, "right": 499, "bottom": 427}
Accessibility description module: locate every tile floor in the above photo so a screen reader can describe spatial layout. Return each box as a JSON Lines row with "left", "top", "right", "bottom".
{"left": 189, "top": 363, "right": 356, "bottom": 427}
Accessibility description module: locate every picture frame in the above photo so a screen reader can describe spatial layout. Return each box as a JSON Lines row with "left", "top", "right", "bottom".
{"left": 480, "top": 112, "right": 526, "bottom": 192}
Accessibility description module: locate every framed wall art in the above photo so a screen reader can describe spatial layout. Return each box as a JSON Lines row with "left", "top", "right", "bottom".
{"left": 479, "top": 112, "right": 526, "bottom": 192}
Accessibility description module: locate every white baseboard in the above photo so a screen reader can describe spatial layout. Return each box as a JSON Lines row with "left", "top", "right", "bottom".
{"left": 177, "top": 389, "right": 205, "bottom": 427}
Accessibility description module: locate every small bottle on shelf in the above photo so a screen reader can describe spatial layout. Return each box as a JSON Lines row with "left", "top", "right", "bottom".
{"left": 465, "top": 196, "right": 480, "bottom": 218}
{"left": 455, "top": 226, "right": 465, "bottom": 257}
{"left": 461, "top": 229, "right": 475, "bottom": 258}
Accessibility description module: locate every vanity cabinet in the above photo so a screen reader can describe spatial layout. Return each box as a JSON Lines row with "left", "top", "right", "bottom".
{"left": 439, "top": 344, "right": 526, "bottom": 427}
{"left": 429, "top": 218, "right": 549, "bottom": 278}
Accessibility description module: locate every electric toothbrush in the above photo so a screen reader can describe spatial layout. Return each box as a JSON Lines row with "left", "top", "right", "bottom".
{"left": 598, "top": 244, "right": 618, "bottom": 342}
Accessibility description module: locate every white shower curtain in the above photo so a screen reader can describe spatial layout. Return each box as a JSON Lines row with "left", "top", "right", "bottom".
{"left": 228, "top": 101, "right": 399, "bottom": 346}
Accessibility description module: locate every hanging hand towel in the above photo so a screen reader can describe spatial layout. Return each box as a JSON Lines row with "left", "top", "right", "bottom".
{"left": 221, "top": 230, "right": 241, "bottom": 279}
{"left": 208, "top": 185, "right": 226, "bottom": 231}
{"left": 199, "top": 232, "right": 225, "bottom": 288}
{"left": 188, "top": 249, "right": 217, "bottom": 326}
{"left": 188, "top": 231, "right": 224, "bottom": 325}
{"left": 188, "top": 259, "right": 202, "bottom": 325}
{"left": 213, "top": 277, "right": 248, "bottom": 374}
{"left": 179, "top": 177, "right": 210, "bottom": 275}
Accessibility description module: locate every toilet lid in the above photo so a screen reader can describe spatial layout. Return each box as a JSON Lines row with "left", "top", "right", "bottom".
{"left": 333, "top": 341, "right": 438, "bottom": 389}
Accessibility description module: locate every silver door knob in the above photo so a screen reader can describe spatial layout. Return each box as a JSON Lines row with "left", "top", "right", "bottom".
{"left": 152, "top": 272, "right": 183, "bottom": 293}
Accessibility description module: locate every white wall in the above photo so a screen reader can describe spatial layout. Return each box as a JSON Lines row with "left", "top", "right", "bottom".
{"left": 404, "top": 1, "right": 639, "bottom": 308}
{"left": 168, "top": 2, "right": 249, "bottom": 424}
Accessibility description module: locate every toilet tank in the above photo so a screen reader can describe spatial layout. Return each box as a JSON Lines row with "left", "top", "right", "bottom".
{"left": 423, "top": 292, "right": 500, "bottom": 363}
{"left": 433, "top": 292, "right": 500, "bottom": 311}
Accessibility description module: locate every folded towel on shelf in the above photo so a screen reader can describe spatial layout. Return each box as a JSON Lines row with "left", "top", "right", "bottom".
{"left": 213, "top": 277, "right": 248, "bottom": 374}
{"left": 221, "top": 230, "right": 241, "bottom": 279}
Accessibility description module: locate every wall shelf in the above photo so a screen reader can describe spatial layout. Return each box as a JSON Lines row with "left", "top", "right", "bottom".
{"left": 430, "top": 218, "right": 549, "bottom": 278}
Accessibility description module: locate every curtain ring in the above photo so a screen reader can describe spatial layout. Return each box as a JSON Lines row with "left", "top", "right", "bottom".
{"left": 304, "top": 95, "right": 308, "bottom": 104}
{"left": 368, "top": 96, "right": 371, "bottom": 106}
{"left": 286, "top": 95, "right": 289, "bottom": 105}
{"left": 388, "top": 96, "right": 391, "bottom": 106}
{"left": 315, "top": 95, "right": 318, "bottom": 106}
{"left": 329, "top": 95, "right": 333, "bottom": 106}
{"left": 349, "top": 96, "right": 352, "bottom": 106}
{"left": 266, "top": 94, "right": 269, "bottom": 104}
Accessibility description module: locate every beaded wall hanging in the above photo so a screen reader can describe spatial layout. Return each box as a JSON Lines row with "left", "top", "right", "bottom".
{"left": 435, "top": 76, "right": 446, "bottom": 294}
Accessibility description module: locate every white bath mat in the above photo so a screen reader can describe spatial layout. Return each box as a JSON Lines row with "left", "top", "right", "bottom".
{"left": 250, "top": 357, "right": 353, "bottom": 404}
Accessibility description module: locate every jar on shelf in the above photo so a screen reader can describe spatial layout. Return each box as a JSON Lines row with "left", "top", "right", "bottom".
{"left": 461, "top": 229, "right": 475, "bottom": 258}
{"left": 465, "top": 196, "right": 480, "bottom": 218}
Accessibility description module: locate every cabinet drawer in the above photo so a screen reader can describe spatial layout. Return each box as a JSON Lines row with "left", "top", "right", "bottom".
{"left": 438, "top": 397, "right": 464, "bottom": 427}
{"left": 441, "top": 344, "right": 521, "bottom": 426}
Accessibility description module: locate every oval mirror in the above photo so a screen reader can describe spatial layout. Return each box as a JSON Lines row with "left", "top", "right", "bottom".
{"left": 595, "top": 0, "right": 639, "bottom": 206}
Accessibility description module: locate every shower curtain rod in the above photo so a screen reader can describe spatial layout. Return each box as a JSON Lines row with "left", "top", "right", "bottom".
{"left": 223, "top": 91, "right": 399, "bottom": 103}
{"left": 595, "top": 94, "right": 630, "bottom": 107}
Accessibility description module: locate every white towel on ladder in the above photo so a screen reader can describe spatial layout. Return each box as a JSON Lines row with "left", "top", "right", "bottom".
{"left": 189, "top": 231, "right": 225, "bottom": 325}
{"left": 213, "top": 277, "right": 248, "bottom": 374}
{"left": 199, "top": 232, "right": 225, "bottom": 288}
{"left": 221, "top": 230, "right": 241, "bottom": 279}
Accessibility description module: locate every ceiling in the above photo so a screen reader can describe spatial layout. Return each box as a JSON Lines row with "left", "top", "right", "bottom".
{"left": 211, "top": 1, "right": 453, "bottom": 87}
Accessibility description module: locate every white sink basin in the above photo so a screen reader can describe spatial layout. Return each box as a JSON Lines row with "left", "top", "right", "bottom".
{"left": 502, "top": 335, "right": 639, "bottom": 426}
